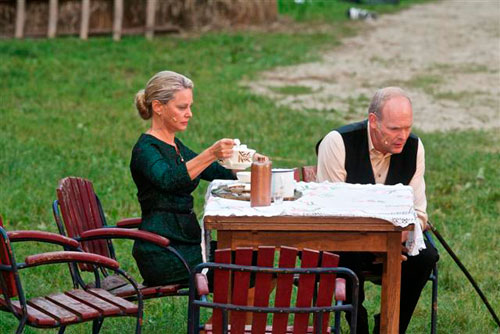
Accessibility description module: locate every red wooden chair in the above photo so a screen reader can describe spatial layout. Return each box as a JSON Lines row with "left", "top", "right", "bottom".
{"left": 0, "top": 218, "right": 143, "bottom": 334}
{"left": 300, "top": 165, "right": 438, "bottom": 333}
{"left": 188, "top": 246, "right": 359, "bottom": 334}
{"left": 52, "top": 177, "right": 191, "bottom": 300}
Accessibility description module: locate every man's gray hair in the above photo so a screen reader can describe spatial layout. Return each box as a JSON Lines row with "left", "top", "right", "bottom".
{"left": 368, "top": 87, "right": 411, "bottom": 118}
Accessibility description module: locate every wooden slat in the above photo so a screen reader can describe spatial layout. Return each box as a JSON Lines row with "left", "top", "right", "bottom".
{"left": 81, "top": 179, "right": 111, "bottom": 258}
{"left": 140, "top": 283, "right": 182, "bottom": 296}
{"left": 28, "top": 297, "right": 79, "bottom": 324}
{"left": 272, "top": 246, "right": 297, "bottom": 334}
{"left": 65, "top": 179, "right": 93, "bottom": 254}
{"left": 251, "top": 246, "right": 275, "bottom": 334}
{"left": 112, "top": 283, "right": 181, "bottom": 299}
{"left": 65, "top": 289, "right": 122, "bottom": 316}
{"left": 314, "top": 251, "right": 339, "bottom": 334}
{"left": 46, "top": 293, "right": 100, "bottom": 320}
{"left": 230, "top": 247, "right": 253, "bottom": 334}
{"left": 48, "top": 0, "right": 58, "bottom": 38}
{"left": 57, "top": 179, "right": 101, "bottom": 272}
{"left": 2, "top": 299, "right": 59, "bottom": 326}
{"left": 57, "top": 183, "right": 77, "bottom": 238}
{"left": 87, "top": 288, "right": 138, "bottom": 314}
{"left": 81, "top": 179, "right": 104, "bottom": 231}
{"left": 88, "top": 273, "right": 128, "bottom": 291}
{"left": 113, "top": 0, "right": 124, "bottom": 41}
{"left": 15, "top": 0, "right": 25, "bottom": 39}
{"left": 145, "top": 0, "right": 157, "bottom": 40}
{"left": 213, "top": 248, "right": 232, "bottom": 334}
{"left": 204, "top": 324, "right": 329, "bottom": 333}
{"left": 65, "top": 178, "right": 109, "bottom": 263}
{"left": 292, "top": 249, "right": 320, "bottom": 334}
{"left": 80, "top": 0, "right": 90, "bottom": 40}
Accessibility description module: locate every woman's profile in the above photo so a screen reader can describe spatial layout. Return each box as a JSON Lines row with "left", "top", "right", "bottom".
{"left": 131, "top": 70, "right": 253, "bottom": 285}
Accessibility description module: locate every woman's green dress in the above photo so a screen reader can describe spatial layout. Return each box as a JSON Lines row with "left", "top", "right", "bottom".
{"left": 130, "top": 134, "right": 235, "bottom": 285}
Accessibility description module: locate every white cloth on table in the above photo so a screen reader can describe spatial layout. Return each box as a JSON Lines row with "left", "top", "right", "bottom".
{"left": 203, "top": 180, "right": 425, "bottom": 256}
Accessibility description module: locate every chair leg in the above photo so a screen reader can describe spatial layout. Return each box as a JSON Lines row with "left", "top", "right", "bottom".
{"left": 334, "top": 301, "right": 342, "bottom": 334}
{"left": 15, "top": 316, "right": 27, "bottom": 334}
{"left": 430, "top": 264, "right": 438, "bottom": 334}
{"left": 58, "top": 326, "right": 67, "bottom": 334}
{"left": 92, "top": 319, "right": 103, "bottom": 334}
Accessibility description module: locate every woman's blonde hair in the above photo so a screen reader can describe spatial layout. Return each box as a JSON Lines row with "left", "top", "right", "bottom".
{"left": 135, "top": 71, "right": 194, "bottom": 120}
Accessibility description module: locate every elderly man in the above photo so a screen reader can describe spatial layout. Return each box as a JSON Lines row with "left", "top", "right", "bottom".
{"left": 316, "top": 87, "right": 439, "bottom": 334}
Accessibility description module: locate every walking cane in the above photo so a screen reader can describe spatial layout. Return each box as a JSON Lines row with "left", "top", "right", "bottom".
{"left": 427, "top": 220, "right": 500, "bottom": 327}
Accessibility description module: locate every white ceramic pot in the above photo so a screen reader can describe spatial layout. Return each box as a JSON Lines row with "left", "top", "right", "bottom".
{"left": 271, "top": 168, "right": 295, "bottom": 198}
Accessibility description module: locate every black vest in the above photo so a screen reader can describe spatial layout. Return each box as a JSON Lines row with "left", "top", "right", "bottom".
{"left": 316, "top": 120, "right": 419, "bottom": 185}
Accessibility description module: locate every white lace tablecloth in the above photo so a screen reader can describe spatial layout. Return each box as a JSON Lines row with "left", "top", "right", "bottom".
{"left": 203, "top": 180, "right": 425, "bottom": 255}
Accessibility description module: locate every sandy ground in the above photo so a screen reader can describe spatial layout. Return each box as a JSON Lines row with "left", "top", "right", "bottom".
{"left": 247, "top": 0, "right": 500, "bottom": 132}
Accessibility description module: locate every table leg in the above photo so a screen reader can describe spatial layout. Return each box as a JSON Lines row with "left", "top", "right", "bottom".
{"left": 217, "top": 231, "right": 233, "bottom": 249}
{"left": 380, "top": 232, "right": 402, "bottom": 334}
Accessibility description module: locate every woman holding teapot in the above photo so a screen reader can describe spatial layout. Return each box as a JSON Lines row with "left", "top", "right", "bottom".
{"left": 131, "top": 70, "right": 264, "bottom": 285}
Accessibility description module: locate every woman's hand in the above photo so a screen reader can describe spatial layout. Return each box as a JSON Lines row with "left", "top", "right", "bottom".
{"left": 252, "top": 153, "right": 269, "bottom": 163}
{"left": 210, "top": 138, "right": 235, "bottom": 161}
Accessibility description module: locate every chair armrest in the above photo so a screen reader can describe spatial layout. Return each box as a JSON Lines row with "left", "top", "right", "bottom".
{"left": 195, "top": 273, "right": 210, "bottom": 296}
{"left": 25, "top": 251, "right": 119, "bottom": 269}
{"left": 7, "top": 230, "right": 80, "bottom": 249}
{"left": 334, "top": 278, "right": 346, "bottom": 302}
{"left": 79, "top": 228, "right": 170, "bottom": 247}
{"left": 116, "top": 217, "right": 141, "bottom": 229}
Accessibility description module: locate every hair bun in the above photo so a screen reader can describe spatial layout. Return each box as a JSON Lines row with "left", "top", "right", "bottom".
{"left": 135, "top": 89, "right": 151, "bottom": 120}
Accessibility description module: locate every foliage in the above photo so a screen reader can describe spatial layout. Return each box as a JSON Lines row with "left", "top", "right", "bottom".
{"left": 1, "top": 2, "right": 498, "bottom": 333}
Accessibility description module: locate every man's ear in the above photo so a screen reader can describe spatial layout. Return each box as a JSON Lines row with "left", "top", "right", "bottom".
{"left": 368, "top": 112, "right": 378, "bottom": 126}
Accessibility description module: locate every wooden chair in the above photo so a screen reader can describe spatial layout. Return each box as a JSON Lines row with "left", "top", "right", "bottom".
{"left": 299, "top": 165, "right": 438, "bottom": 334}
{"left": 188, "top": 246, "right": 359, "bottom": 334}
{"left": 52, "top": 177, "right": 191, "bottom": 300}
{"left": 0, "top": 218, "right": 143, "bottom": 334}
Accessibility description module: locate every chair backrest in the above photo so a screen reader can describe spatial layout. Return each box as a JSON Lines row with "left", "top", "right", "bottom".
{"left": 56, "top": 177, "right": 112, "bottom": 270}
{"left": 210, "top": 246, "right": 340, "bottom": 334}
{"left": 0, "top": 218, "right": 18, "bottom": 297}
{"left": 301, "top": 166, "right": 318, "bottom": 182}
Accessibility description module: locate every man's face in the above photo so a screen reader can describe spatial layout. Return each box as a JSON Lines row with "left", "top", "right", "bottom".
{"left": 369, "top": 96, "right": 413, "bottom": 155}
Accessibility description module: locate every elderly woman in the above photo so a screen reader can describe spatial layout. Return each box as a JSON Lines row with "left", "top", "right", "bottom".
{"left": 131, "top": 70, "right": 261, "bottom": 286}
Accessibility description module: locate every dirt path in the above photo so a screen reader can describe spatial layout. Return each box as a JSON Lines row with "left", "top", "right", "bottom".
{"left": 247, "top": 0, "right": 500, "bottom": 132}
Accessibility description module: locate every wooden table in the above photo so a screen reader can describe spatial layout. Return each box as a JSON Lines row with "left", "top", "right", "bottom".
{"left": 204, "top": 214, "right": 409, "bottom": 334}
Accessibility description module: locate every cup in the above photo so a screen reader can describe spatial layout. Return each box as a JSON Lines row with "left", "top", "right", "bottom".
{"left": 272, "top": 185, "right": 284, "bottom": 205}
{"left": 219, "top": 139, "right": 256, "bottom": 170}
{"left": 271, "top": 169, "right": 295, "bottom": 199}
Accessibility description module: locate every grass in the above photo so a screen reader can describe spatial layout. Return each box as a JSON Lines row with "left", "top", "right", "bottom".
{"left": 1, "top": 2, "right": 499, "bottom": 333}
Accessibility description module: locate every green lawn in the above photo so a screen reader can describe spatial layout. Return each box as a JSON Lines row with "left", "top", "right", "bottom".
{"left": 1, "top": 2, "right": 499, "bottom": 333}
